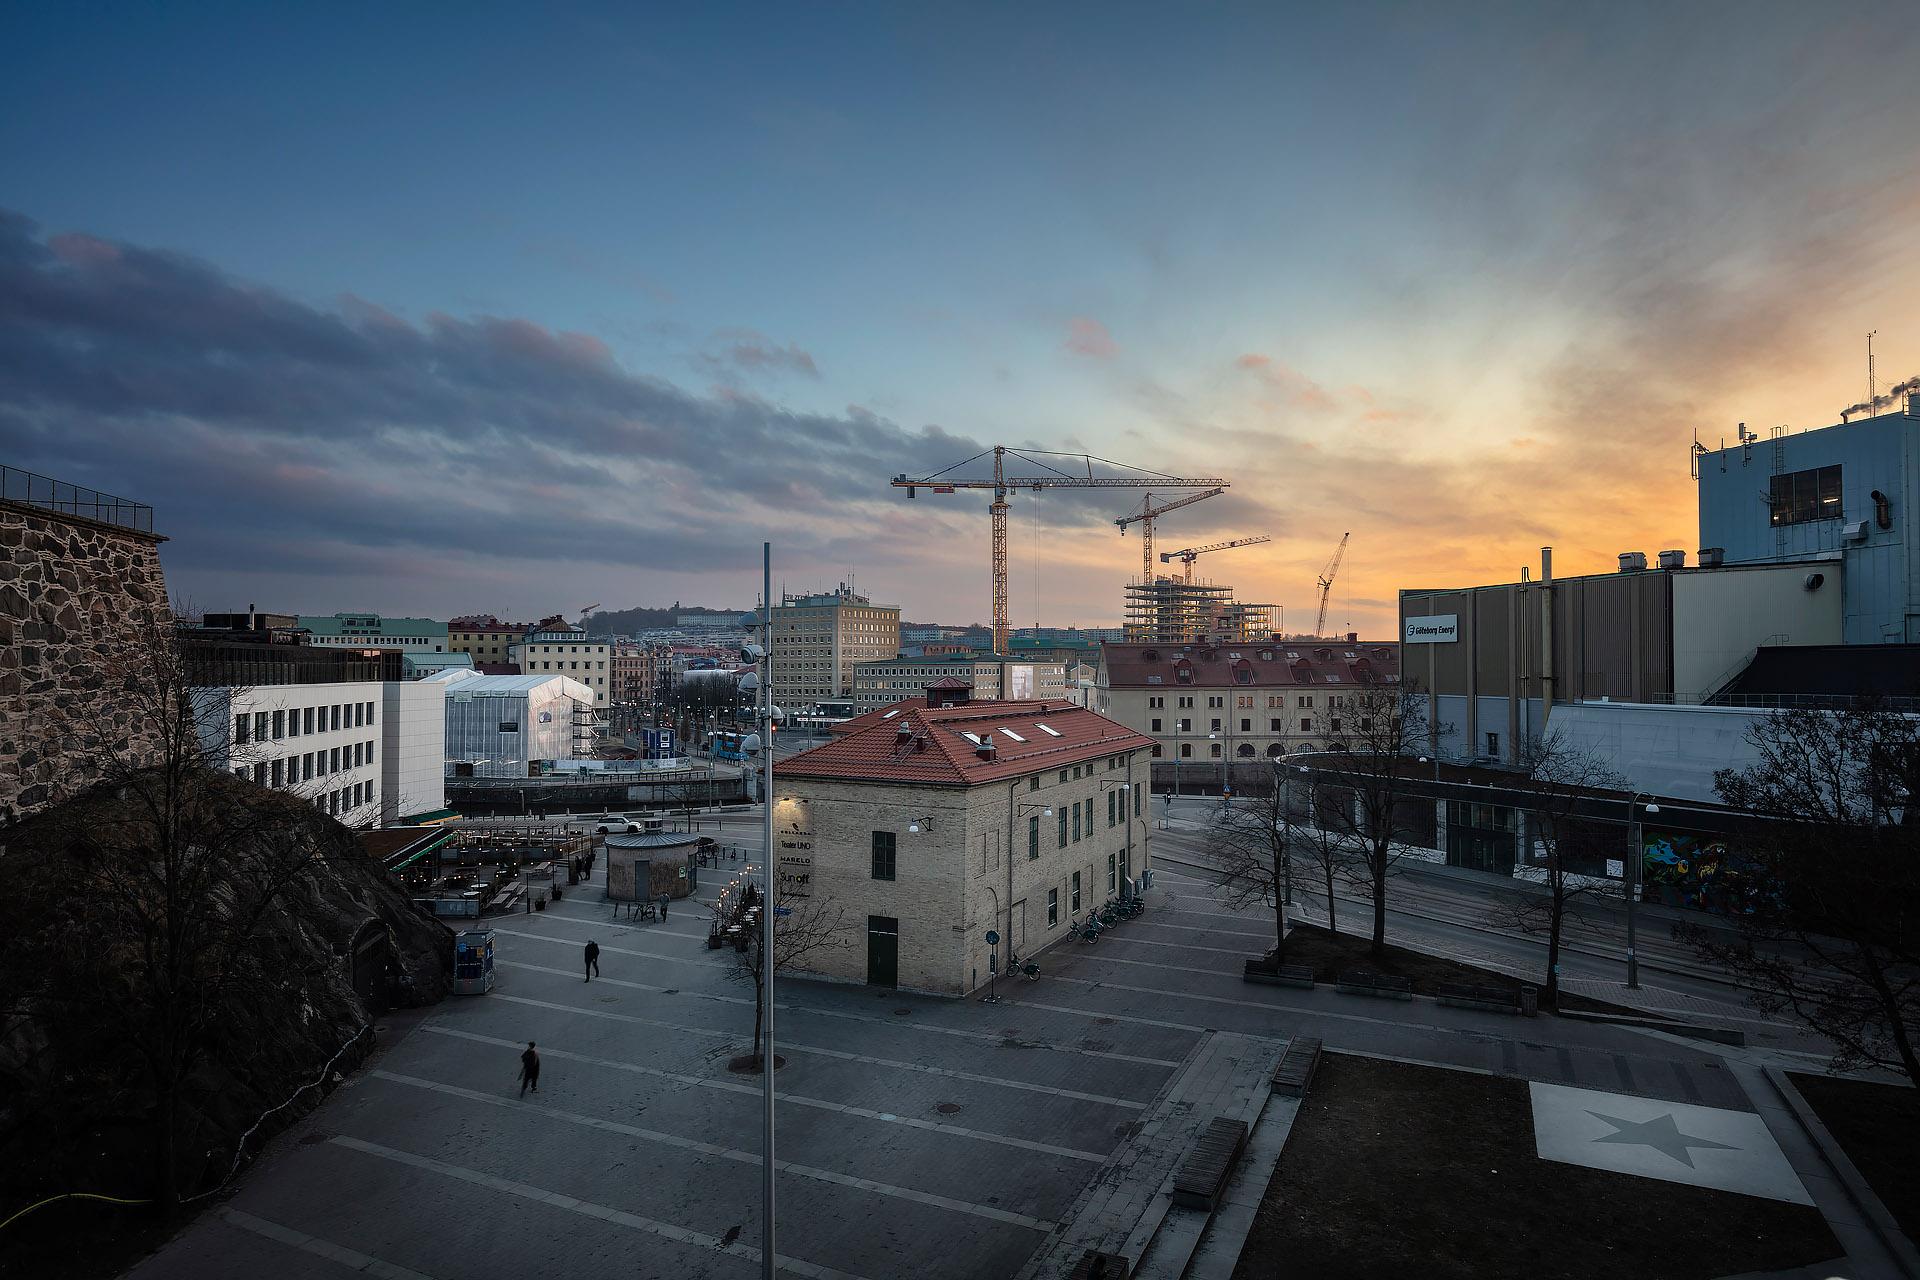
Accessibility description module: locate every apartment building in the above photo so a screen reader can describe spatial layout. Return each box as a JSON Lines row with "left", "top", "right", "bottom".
{"left": 767, "top": 585, "right": 901, "bottom": 710}
{"left": 777, "top": 689, "right": 1154, "bottom": 995}
{"left": 851, "top": 655, "right": 1066, "bottom": 712}
{"left": 507, "top": 615, "right": 612, "bottom": 708}
{"left": 447, "top": 614, "right": 534, "bottom": 664}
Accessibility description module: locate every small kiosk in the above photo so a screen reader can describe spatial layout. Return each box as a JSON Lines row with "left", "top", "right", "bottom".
{"left": 452, "top": 928, "right": 496, "bottom": 995}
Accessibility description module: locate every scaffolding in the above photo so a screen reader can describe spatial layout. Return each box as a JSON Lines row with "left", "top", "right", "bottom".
{"left": 1122, "top": 579, "right": 1282, "bottom": 644}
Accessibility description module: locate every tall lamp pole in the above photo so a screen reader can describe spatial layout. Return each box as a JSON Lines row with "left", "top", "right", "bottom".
{"left": 758, "top": 542, "right": 776, "bottom": 1279}
{"left": 1625, "top": 793, "right": 1658, "bottom": 990}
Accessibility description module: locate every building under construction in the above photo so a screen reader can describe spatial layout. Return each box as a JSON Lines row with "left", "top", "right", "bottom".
{"left": 1122, "top": 578, "right": 1281, "bottom": 644}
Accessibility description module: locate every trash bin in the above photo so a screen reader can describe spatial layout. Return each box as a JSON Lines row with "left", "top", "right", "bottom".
{"left": 1519, "top": 986, "right": 1539, "bottom": 1017}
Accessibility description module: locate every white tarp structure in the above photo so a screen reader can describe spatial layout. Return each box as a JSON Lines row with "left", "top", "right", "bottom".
{"left": 427, "top": 670, "right": 595, "bottom": 778}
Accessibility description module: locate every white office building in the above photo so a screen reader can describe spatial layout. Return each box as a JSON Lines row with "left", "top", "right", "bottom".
{"left": 193, "top": 683, "right": 387, "bottom": 826}
{"left": 381, "top": 679, "right": 448, "bottom": 823}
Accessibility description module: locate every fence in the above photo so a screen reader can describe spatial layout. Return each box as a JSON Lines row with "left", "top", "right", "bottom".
{"left": 1, "top": 464, "right": 153, "bottom": 533}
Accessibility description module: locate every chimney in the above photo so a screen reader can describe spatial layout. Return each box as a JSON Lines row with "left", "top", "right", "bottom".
{"left": 1540, "top": 547, "right": 1553, "bottom": 584}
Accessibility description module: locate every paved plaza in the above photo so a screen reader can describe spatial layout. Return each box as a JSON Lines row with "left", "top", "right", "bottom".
{"left": 127, "top": 854, "right": 1831, "bottom": 1280}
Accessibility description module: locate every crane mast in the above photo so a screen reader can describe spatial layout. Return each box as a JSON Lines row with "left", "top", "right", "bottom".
{"left": 1313, "top": 532, "right": 1350, "bottom": 638}
{"left": 1115, "top": 488, "right": 1226, "bottom": 585}
{"left": 894, "top": 447, "right": 1225, "bottom": 654}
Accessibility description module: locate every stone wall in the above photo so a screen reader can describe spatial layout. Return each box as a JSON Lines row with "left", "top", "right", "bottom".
{"left": 0, "top": 500, "right": 170, "bottom": 822}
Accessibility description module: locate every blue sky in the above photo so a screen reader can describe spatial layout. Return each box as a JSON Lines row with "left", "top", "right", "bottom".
{"left": 4, "top": 3, "right": 1918, "bottom": 629}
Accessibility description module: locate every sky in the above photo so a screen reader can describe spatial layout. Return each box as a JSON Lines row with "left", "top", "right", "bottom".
{"left": 4, "top": 2, "right": 1918, "bottom": 634}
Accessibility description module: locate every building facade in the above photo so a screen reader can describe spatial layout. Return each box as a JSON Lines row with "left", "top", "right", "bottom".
{"left": 430, "top": 671, "right": 597, "bottom": 777}
{"left": 192, "top": 680, "right": 387, "bottom": 826}
{"left": 851, "top": 655, "right": 1066, "bottom": 713}
{"left": 1696, "top": 398, "right": 1920, "bottom": 643}
{"left": 768, "top": 586, "right": 901, "bottom": 709}
{"left": 447, "top": 615, "right": 533, "bottom": 664}
{"left": 508, "top": 616, "right": 612, "bottom": 707}
{"left": 1093, "top": 639, "right": 1401, "bottom": 769}
{"left": 776, "top": 693, "right": 1154, "bottom": 996}
{"left": 296, "top": 613, "right": 448, "bottom": 653}
{"left": 381, "top": 679, "right": 448, "bottom": 824}
{"left": 1397, "top": 550, "right": 1842, "bottom": 766}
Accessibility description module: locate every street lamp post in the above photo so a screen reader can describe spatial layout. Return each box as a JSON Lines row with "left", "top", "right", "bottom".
{"left": 1625, "top": 793, "right": 1659, "bottom": 990}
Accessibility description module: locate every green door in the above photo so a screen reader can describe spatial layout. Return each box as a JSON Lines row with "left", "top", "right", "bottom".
{"left": 866, "top": 915, "right": 898, "bottom": 988}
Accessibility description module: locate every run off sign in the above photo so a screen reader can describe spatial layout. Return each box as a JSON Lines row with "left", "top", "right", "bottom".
{"left": 1403, "top": 614, "right": 1459, "bottom": 644}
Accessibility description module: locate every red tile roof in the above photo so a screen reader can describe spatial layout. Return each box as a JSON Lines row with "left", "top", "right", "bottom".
{"left": 1098, "top": 640, "right": 1399, "bottom": 690}
{"left": 780, "top": 699, "right": 1154, "bottom": 787}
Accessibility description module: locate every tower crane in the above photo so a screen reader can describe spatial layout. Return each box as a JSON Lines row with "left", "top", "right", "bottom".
{"left": 578, "top": 602, "right": 602, "bottom": 629}
{"left": 1114, "top": 489, "right": 1226, "bottom": 586}
{"left": 1313, "top": 533, "right": 1349, "bottom": 639}
{"left": 1160, "top": 535, "right": 1272, "bottom": 584}
{"left": 894, "top": 446, "right": 1225, "bottom": 654}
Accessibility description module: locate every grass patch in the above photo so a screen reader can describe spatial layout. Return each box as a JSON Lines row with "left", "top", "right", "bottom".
{"left": 1231, "top": 1053, "right": 1838, "bottom": 1280}
{"left": 1267, "top": 922, "right": 1635, "bottom": 1015}
{"left": 1789, "top": 1071, "right": 1920, "bottom": 1240}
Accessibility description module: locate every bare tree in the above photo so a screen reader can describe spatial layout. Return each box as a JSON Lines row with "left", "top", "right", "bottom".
{"left": 1679, "top": 699, "right": 1920, "bottom": 1085}
{"left": 1485, "top": 732, "right": 1625, "bottom": 1008}
{"left": 715, "top": 878, "right": 851, "bottom": 1068}
{"left": 4, "top": 610, "right": 346, "bottom": 1215}
{"left": 1314, "top": 680, "right": 1430, "bottom": 960}
{"left": 1205, "top": 773, "right": 1298, "bottom": 963}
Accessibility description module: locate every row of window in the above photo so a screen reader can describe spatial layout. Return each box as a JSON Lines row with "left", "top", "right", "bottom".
{"left": 234, "top": 699, "right": 375, "bottom": 746}
{"left": 239, "top": 740, "right": 376, "bottom": 790}
{"left": 1148, "top": 693, "right": 1341, "bottom": 710}
{"left": 1046, "top": 853, "right": 1122, "bottom": 927}
{"left": 1151, "top": 716, "right": 1360, "bottom": 734}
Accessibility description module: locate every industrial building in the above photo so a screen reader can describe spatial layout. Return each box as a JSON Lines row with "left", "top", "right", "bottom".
{"left": 1696, "top": 395, "right": 1920, "bottom": 642}
{"left": 766, "top": 584, "right": 901, "bottom": 710}
{"left": 1398, "top": 547, "right": 1843, "bottom": 768}
{"left": 776, "top": 688, "right": 1154, "bottom": 995}
{"left": 428, "top": 670, "right": 598, "bottom": 778}
{"left": 850, "top": 654, "right": 1067, "bottom": 712}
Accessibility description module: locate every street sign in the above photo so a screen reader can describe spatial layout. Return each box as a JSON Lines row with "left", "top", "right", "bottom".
{"left": 985, "top": 929, "right": 1000, "bottom": 946}
{"left": 773, "top": 906, "right": 792, "bottom": 917}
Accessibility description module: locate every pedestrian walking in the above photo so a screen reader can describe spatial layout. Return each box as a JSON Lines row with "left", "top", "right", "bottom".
{"left": 584, "top": 939, "right": 600, "bottom": 981}
{"left": 659, "top": 892, "right": 670, "bottom": 920}
{"left": 518, "top": 1042, "right": 540, "bottom": 1096}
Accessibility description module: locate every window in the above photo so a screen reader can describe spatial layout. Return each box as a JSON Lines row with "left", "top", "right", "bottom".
{"left": 254, "top": 711, "right": 269, "bottom": 741}
{"left": 331, "top": 705, "right": 341, "bottom": 731}
{"left": 1177, "top": 696, "right": 1193, "bottom": 709}
{"left": 871, "top": 831, "right": 896, "bottom": 880}
{"left": 1180, "top": 743, "right": 1193, "bottom": 758}
{"left": 1178, "top": 718, "right": 1192, "bottom": 733}
{"left": 1058, "top": 807, "right": 1068, "bottom": 845}
{"left": 330, "top": 747, "right": 341, "bottom": 772}
{"left": 1330, "top": 719, "right": 1342, "bottom": 733}
{"left": 1301, "top": 718, "right": 1312, "bottom": 732}
{"left": 1150, "top": 718, "right": 1162, "bottom": 732}
{"left": 1240, "top": 718, "right": 1250, "bottom": 732}
{"left": 1135, "top": 785, "right": 1142, "bottom": 818}
{"left": 1150, "top": 744, "right": 1163, "bottom": 757}
{"left": 1210, "top": 718, "right": 1221, "bottom": 732}
{"left": 1210, "top": 743, "right": 1222, "bottom": 758}
{"left": 1072, "top": 803, "right": 1081, "bottom": 842}
{"left": 287, "top": 709, "right": 299, "bottom": 738}
{"left": 1298, "top": 695, "right": 1313, "bottom": 708}
{"left": 234, "top": 714, "right": 249, "bottom": 745}
{"left": 1028, "top": 776, "right": 1040, "bottom": 792}
{"left": 271, "top": 759, "right": 284, "bottom": 788}
{"left": 1208, "top": 696, "right": 1223, "bottom": 708}
{"left": 1028, "top": 815, "right": 1040, "bottom": 860}
{"left": 1107, "top": 790, "right": 1117, "bottom": 827}
{"left": 1148, "top": 696, "right": 1163, "bottom": 709}
{"left": 1108, "top": 853, "right": 1117, "bottom": 892}
{"left": 1048, "top": 888, "right": 1059, "bottom": 928}
{"left": 1270, "top": 718, "right": 1282, "bottom": 732}
{"left": 1072, "top": 872, "right": 1081, "bottom": 912}
{"left": 1058, "top": 769, "right": 1069, "bottom": 784}
{"left": 1768, "top": 464, "right": 1843, "bottom": 527}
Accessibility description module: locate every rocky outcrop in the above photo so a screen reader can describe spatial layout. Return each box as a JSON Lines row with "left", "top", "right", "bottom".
{"left": 0, "top": 499, "right": 171, "bottom": 822}
{"left": 0, "top": 773, "right": 451, "bottom": 1220}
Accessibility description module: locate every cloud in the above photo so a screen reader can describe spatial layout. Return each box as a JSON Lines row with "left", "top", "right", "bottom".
{"left": 1064, "top": 316, "right": 1117, "bottom": 359}
{"left": 702, "top": 328, "right": 820, "bottom": 378}
{"left": 1233, "top": 353, "right": 1335, "bottom": 413}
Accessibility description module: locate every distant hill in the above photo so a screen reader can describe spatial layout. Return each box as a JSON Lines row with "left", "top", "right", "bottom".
{"left": 586, "top": 604, "right": 744, "bottom": 634}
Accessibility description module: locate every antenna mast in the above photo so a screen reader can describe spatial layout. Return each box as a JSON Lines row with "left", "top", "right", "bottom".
{"left": 1869, "top": 330, "right": 1879, "bottom": 409}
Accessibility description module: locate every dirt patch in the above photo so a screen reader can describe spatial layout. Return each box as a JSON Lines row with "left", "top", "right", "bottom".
{"left": 1789, "top": 1071, "right": 1920, "bottom": 1240}
{"left": 1231, "top": 1053, "right": 1838, "bottom": 1280}
{"left": 1267, "top": 923, "right": 1645, "bottom": 1016}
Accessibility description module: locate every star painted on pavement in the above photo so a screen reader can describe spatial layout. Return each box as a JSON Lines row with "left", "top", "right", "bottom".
{"left": 1585, "top": 1111, "right": 1740, "bottom": 1168}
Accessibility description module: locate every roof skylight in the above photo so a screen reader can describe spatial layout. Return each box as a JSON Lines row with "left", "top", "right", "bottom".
{"left": 1035, "top": 723, "right": 1063, "bottom": 737}
{"left": 1000, "top": 728, "right": 1027, "bottom": 742}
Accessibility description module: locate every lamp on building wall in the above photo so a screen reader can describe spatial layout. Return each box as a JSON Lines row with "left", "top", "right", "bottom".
{"left": 908, "top": 815, "right": 934, "bottom": 834}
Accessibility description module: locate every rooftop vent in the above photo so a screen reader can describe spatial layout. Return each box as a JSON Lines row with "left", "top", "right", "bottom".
{"left": 1617, "top": 551, "right": 1648, "bottom": 572}
{"left": 1657, "top": 549, "right": 1686, "bottom": 569}
{"left": 975, "top": 739, "right": 997, "bottom": 761}
{"left": 1698, "top": 547, "right": 1725, "bottom": 567}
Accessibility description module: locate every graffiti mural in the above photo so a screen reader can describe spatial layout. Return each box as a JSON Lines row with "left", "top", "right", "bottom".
{"left": 1640, "top": 831, "right": 1768, "bottom": 915}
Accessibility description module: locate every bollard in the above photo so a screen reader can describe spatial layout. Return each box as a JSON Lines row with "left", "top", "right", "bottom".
{"left": 1519, "top": 985, "right": 1538, "bottom": 1017}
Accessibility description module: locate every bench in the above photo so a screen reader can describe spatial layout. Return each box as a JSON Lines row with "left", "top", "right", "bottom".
{"left": 1066, "top": 1251, "right": 1131, "bottom": 1279}
{"left": 1436, "top": 981, "right": 1523, "bottom": 1014}
{"left": 1170, "top": 1115, "right": 1250, "bottom": 1211}
{"left": 1242, "top": 958, "right": 1316, "bottom": 989}
{"left": 1335, "top": 970, "right": 1413, "bottom": 1000}
{"left": 1271, "top": 1036, "right": 1323, "bottom": 1097}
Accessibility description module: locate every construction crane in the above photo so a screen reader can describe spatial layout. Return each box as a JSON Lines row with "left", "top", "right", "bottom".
{"left": 1160, "top": 535, "right": 1272, "bottom": 585}
{"left": 1115, "top": 489, "right": 1226, "bottom": 586}
{"left": 578, "top": 602, "right": 601, "bottom": 629}
{"left": 1313, "top": 533, "right": 1350, "bottom": 638}
{"left": 894, "top": 446, "right": 1226, "bottom": 654}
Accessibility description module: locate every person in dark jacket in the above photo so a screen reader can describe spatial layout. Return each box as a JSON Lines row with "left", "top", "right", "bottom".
{"left": 584, "top": 939, "right": 600, "bottom": 981}
{"left": 659, "top": 892, "right": 670, "bottom": 920}
{"left": 518, "top": 1042, "right": 540, "bottom": 1096}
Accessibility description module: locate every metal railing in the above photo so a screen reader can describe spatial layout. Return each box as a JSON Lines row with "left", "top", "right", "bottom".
{"left": 1646, "top": 691, "right": 1920, "bottom": 712}
{"left": 1, "top": 464, "right": 153, "bottom": 532}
